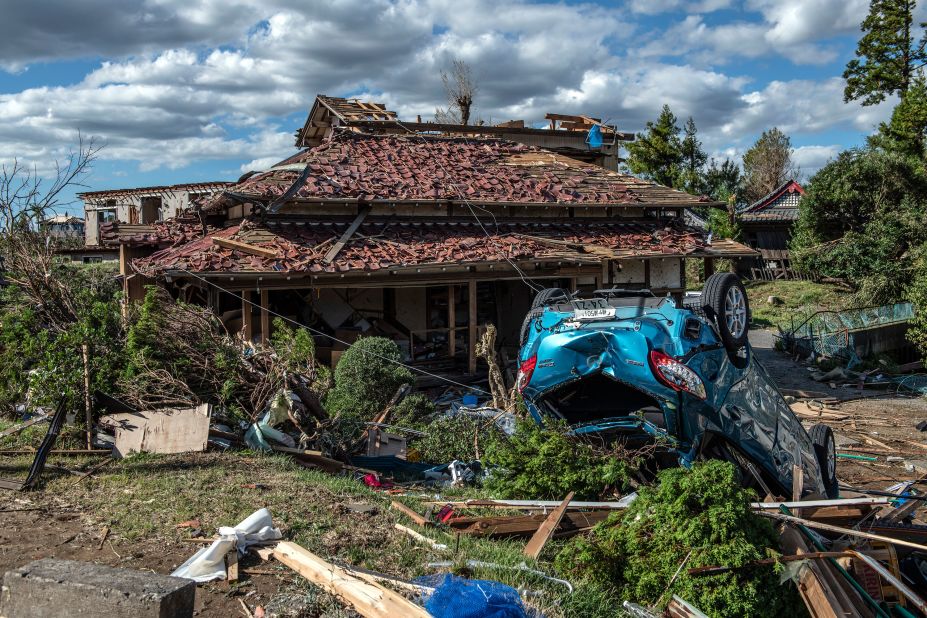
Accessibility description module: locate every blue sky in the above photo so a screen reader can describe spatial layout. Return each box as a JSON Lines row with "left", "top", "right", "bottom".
{"left": 0, "top": 0, "right": 911, "bottom": 215}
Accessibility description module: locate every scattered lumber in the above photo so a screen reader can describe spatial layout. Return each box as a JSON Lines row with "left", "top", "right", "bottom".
{"left": 760, "top": 511, "right": 927, "bottom": 552}
{"left": 789, "top": 402, "right": 849, "bottom": 422}
{"left": 0, "top": 413, "right": 48, "bottom": 440}
{"left": 523, "top": 492, "right": 573, "bottom": 559}
{"left": 212, "top": 237, "right": 277, "bottom": 259}
{"left": 273, "top": 541, "right": 430, "bottom": 618}
{"left": 448, "top": 510, "right": 611, "bottom": 538}
{"left": 391, "top": 500, "right": 428, "bottom": 526}
{"left": 101, "top": 404, "right": 211, "bottom": 458}
{"left": 394, "top": 523, "right": 447, "bottom": 551}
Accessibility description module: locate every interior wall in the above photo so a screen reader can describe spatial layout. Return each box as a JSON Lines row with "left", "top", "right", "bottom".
{"left": 612, "top": 260, "right": 646, "bottom": 285}
{"left": 650, "top": 258, "right": 682, "bottom": 289}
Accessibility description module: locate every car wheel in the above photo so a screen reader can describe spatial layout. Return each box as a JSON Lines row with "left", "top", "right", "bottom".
{"left": 702, "top": 273, "right": 750, "bottom": 353}
{"left": 532, "top": 287, "right": 571, "bottom": 309}
{"left": 519, "top": 308, "right": 544, "bottom": 347}
{"left": 809, "top": 423, "right": 839, "bottom": 498}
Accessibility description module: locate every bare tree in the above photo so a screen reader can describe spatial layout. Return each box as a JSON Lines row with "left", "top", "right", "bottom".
{"left": 435, "top": 58, "right": 478, "bottom": 125}
{"left": 0, "top": 136, "right": 102, "bottom": 331}
{"left": 741, "top": 128, "right": 800, "bottom": 205}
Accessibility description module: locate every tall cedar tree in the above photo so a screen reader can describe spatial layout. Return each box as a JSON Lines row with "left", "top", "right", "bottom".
{"left": 844, "top": 0, "right": 927, "bottom": 105}
{"left": 741, "top": 128, "right": 796, "bottom": 205}
{"left": 626, "top": 104, "right": 683, "bottom": 188}
{"left": 703, "top": 158, "right": 741, "bottom": 203}
{"left": 678, "top": 117, "right": 708, "bottom": 195}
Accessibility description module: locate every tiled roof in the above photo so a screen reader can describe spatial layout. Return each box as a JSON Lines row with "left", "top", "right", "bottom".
{"left": 134, "top": 218, "right": 718, "bottom": 276}
{"left": 211, "top": 132, "right": 714, "bottom": 212}
{"left": 78, "top": 182, "right": 233, "bottom": 201}
{"left": 739, "top": 180, "right": 803, "bottom": 223}
{"left": 99, "top": 218, "right": 210, "bottom": 248}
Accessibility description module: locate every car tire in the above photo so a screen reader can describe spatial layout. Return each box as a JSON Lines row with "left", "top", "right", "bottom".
{"left": 809, "top": 423, "right": 839, "bottom": 498}
{"left": 519, "top": 308, "right": 544, "bottom": 347}
{"left": 532, "top": 287, "right": 571, "bottom": 309}
{"left": 702, "top": 273, "right": 750, "bottom": 353}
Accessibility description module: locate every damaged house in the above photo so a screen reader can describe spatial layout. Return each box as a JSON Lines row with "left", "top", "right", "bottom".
{"left": 103, "top": 96, "right": 756, "bottom": 374}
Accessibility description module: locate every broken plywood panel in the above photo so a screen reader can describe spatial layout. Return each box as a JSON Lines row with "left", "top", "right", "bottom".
{"left": 103, "top": 404, "right": 211, "bottom": 458}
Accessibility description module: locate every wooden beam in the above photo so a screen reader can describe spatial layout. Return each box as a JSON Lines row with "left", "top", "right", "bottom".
{"left": 241, "top": 291, "right": 253, "bottom": 343}
{"left": 391, "top": 500, "right": 428, "bottom": 527}
{"left": 323, "top": 205, "right": 371, "bottom": 265}
{"left": 260, "top": 289, "right": 270, "bottom": 345}
{"left": 212, "top": 237, "right": 276, "bottom": 259}
{"left": 468, "top": 280, "right": 477, "bottom": 374}
{"left": 704, "top": 257, "right": 715, "bottom": 278}
{"left": 523, "top": 492, "right": 573, "bottom": 559}
{"left": 272, "top": 541, "right": 430, "bottom": 618}
{"left": 447, "top": 285, "right": 456, "bottom": 360}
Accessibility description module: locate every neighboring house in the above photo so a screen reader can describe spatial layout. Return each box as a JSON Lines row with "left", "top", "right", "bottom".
{"left": 293, "top": 95, "right": 634, "bottom": 171}
{"left": 78, "top": 182, "right": 233, "bottom": 248}
{"left": 42, "top": 215, "right": 84, "bottom": 240}
{"left": 103, "top": 103, "right": 755, "bottom": 374}
{"left": 737, "top": 179, "right": 804, "bottom": 279}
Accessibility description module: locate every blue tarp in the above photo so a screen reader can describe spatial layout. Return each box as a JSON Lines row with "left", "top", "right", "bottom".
{"left": 416, "top": 574, "right": 532, "bottom": 618}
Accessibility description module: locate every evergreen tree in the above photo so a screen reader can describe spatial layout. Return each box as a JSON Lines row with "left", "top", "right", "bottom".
{"left": 871, "top": 75, "right": 927, "bottom": 156}
{"left": 703, "top": 157, "right": 741, "bottom": 204}
{"left": 844, "top": 0, "right": 927, "bottom": 105}
{"left": 677, "top": 117, "right": 708, "bottom": 195}
{"left": 741, "top": 128, "right": 796, "bottom": 205}
{"left": 626, "top": 104, "right": 683, "bottom": 188}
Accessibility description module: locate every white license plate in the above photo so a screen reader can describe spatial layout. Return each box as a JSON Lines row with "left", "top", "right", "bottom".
{"left": 571, "top": 299, "right": 615, "bottom": 320}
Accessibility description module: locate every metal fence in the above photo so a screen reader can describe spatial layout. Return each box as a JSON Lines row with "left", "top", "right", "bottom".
{"left": 781, "top": 302, "right": 914, "bottom": 367}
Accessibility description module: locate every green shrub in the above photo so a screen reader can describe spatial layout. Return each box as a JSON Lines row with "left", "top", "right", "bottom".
{"left": 325, "top": 337, "right": 413, "bottom": 422}
{"left": 555, "top": 460, "right": 802, "bottom": 617}
{"left": 482, "top": 419, "right": 634, "bottom": 500}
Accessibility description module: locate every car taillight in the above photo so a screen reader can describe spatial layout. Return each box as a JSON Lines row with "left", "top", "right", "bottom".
{"left": 516, "top": 355, "right": 537, "bottom": 393}
{"left": 649, "top": 350, "right": 707, "bottom": 400}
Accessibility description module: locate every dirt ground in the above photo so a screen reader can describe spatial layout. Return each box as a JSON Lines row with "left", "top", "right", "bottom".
{"left": 1, "top": 331, "right": 925, "bottom": 616}
{"left": 751, "top": 328, "right": 927, "bottom": 490}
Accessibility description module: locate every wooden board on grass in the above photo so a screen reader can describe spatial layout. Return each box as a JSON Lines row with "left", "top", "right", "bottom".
{"left": 101, "top": 404, "right": 210, "bottom": 458}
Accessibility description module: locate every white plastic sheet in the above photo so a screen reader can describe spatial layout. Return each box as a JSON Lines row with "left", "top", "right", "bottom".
{"left": 171, "top": 507, "right": 282, "bottom": 582}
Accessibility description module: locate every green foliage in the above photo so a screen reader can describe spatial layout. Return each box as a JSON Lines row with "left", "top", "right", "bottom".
{"left": 390, "top": 393, "right": 435, "bottom": 428}
{"left": 325, "top": 336, "right": 413, "bottom": 423}
{"left": 872, "top": 75, "right": 927, "bottom": 157}
{"left": 844, "top": 0, "right": 926, "bottom": 106}
{"left": 791, "top": 147, "right": 927, "bottom": 303}
{"left": 905, "top": 250, "right": 927, "bottom": 360}
{"left": 626, "top": 104, "right": 683, "bottom": 188}
{"left": 703, "top": 158, "right": 742, "bottom": 204}
{"left": 555, "top": 460, "right": 801, "bottom": 617}
{"left": 741, "top": 128, "right": 795, "bottom": 205}
{"left": 678, "top": 117, "right": 708, "bottom": 195}
{"left": 0, "top": 264, "right": 125, "bottom": 417}
{"left": 482, "top": 419, "right": 633, "bottom": 500}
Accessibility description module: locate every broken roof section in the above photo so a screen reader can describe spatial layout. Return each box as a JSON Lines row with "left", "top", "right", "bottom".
{"left": 79, "top": 181, "right": 233, "bottom": 203}
{"left": 211, "top": 132, "right": 717, "bottom": 213}
{"left": 739, "top": 179, "right": 804, "bottom": 223}
{"left": 134, "top": 218, "right": 754, "bottom": 277}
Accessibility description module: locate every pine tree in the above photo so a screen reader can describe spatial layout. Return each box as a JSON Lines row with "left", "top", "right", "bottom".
{"left": 741, "top": 128, "right": 796, "bottom": 205}
{"left": 677, "top": 117, "right": 708, "bottom": 195}
{"left": 626, "top": 104, "right": 683, "bottom": 188}
{"left": 703, "top": 158, "right": 742, "bottom": 204}
{"left": 844, "top": 0, "right": 927, "bottom": 105}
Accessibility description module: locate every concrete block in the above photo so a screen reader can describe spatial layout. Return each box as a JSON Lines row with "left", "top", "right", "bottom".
{"left": 1, "top": 558, "right": 195, "bottom": 618}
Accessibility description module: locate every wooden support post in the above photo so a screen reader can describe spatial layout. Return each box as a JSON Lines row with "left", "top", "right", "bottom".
{"left": 447, "top": 285, "right": 456, "bottom": 360}
{"left": 704, "top": 257, "right": 715, "bottom": 279}
{"left": 82, "top": 344, "right": 92, "bottom": 450}
{"left": 260, "top": 289, "right": 270, "bottom": 345}
{"left": 600, "top": 260, "right": 610, "bottom": 289}
{"left": 241, "top": 291, "right": 253, "bottom": 343}
{"left": 643, "top": 260, "right": 651, "bottom": 290}
{"left": 468, "top": 280, "right": 477, "bottom": 374}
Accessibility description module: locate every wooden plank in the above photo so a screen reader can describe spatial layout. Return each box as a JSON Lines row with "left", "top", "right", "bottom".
{"left": 468, "top": 280, "right": 477, "bottom": 374}
{"left": 226, "top": 548, "right": 239, "bottom": 582}
{"left": 391, "top": 500, "right": 428, "bottom": 526}
{"left": 436, "top": 496, "right": 888, "bottom": 511}
{"left": 523, "top": 492, "right": 574, "bottom": 559}
{"left": 260, "top": 289, "right": 270, "bottom": 345}
{"left": 760, "top": 511, "right": 927, "bottom": 552}
{"left": 241, "top": 291, "right": 253, "bottom": 342}
{"left": 102, "top": 404, "right": 210, "bottom": 458}
{"left": 213, "top": 237, "right": 277, "bottom": 259}
{"left": 0, "top": 414, "right": 48, "bottom": 440}
{"left": 273, "top": 541, "right": 430, "bottom": 618}
{"left": 792, "top": 464, "right": 804, "bottom": 517}
{"left": 451, "top": 510, "right": 612, "bottom": 538}
{"left": 323, "top": 205, "right": 370, "bottom": 265}
{"left": 394, "top": 523, "right": 447, "bottom": 551}
{"left": 447, "top": 285, "right": 456, "bottom": 359}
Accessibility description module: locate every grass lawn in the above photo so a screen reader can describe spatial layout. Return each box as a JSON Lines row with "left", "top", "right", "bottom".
{"left": 0, "top": 440, "right": 621, "bottom": 617}
{"left": 745, "top": 280, "right": 851, "bottom": 331}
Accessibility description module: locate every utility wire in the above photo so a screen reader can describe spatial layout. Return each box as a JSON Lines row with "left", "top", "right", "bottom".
{"left": 173, "top": 267, "right": 492, "bottom": 396}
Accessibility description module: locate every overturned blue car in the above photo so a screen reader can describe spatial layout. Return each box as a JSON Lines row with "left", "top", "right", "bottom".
{"left": 515, "top": 273, "right": 838, "bottom": 498}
